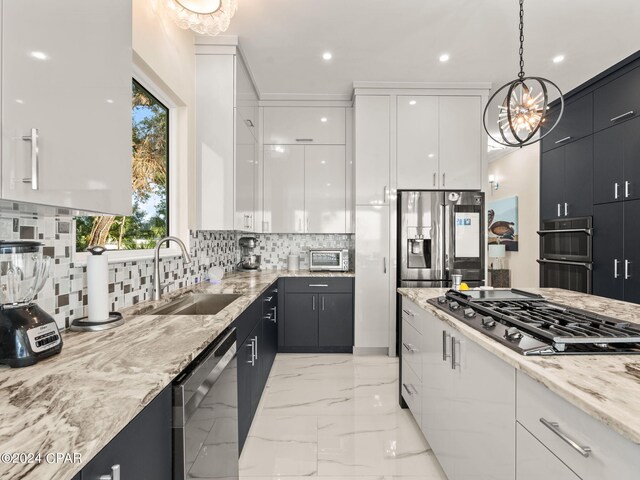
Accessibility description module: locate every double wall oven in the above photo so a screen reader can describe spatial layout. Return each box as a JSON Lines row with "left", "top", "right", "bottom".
{"left": 537, "top": 217, "right": 593, "bottom": 293}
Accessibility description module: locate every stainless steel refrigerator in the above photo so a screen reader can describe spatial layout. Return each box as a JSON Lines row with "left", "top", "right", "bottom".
{"left": 399, "top": 191, "right": 485, "bottom": 287}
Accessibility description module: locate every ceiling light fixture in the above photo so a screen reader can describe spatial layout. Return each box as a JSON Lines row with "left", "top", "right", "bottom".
{"left": 320, "top": 117, "right": 328, "bottom": 123}
{"left": 439, "top": 53, "right": 450, "bottom": 63}
{"left": 483, "top": 0, "right": 564, "bottom": 148}
{"left": 30, "top": 51, "right": 48, "bottom": 60}
{"left": 409, "top": 100, "right": 417, "bottom": 106}
{"left": 322, "top": 52, "right": 333, "bottom": 61}
{"left": 553, "top": 54, "right": 565, "bottom": 64}
{"left": 165, "top": 0, "right": 237, "bottom": 36}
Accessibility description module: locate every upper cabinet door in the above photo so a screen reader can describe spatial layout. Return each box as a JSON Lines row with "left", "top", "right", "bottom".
{"left": 593, "top": 120, "right": 626, "bottom": 205}
{"left": 397, "top": 96, "right": 439, "bottom": 189}
{"left": 2, "top": 0, "right": 132, "bottom": 214}
{"left": 594, "top": 66, "right": 640, "bottom": 132}
{"left": 305, "top": 145, "right": 346, "bottom": 233}
{"left": 235, "top": 113, "right": 256, "bottom": 232}
{"left": 263, "top": 107, "right": 345, "bottom": 145}
{"left": 541, "top": 94, "right": 593, "bottom": 152}
{"left": 563, "top": 136, "right": 593, "bottom": 217}
{"left": 263, "top": 145, "right": 305, "bottom": 233}
{"left": 355, "top": 95, "right": 390, "bottom": 205}
{"left": 439, "top": 96, "right": 482, "bottom": 190}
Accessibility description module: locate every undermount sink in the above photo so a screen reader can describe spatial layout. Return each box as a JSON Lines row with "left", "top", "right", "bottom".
{"left": 149, "top": 293, "right": 241, "bottom": 316}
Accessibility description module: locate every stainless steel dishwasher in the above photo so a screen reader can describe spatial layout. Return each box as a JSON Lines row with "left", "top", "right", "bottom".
{"left": 173, "top": 327, "right": 238, "bottom": 480}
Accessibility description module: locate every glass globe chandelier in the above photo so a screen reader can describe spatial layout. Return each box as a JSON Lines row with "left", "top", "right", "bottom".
{"left": 165, "top": 0, "right": 238, "bottom": 36}
{"left": 483, "top": 0, "right": 564, "bottom": 148}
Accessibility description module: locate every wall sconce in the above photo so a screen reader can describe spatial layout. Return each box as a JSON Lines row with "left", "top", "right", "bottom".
{"left": 488, "top": 174, "right": 500, "bottom": 191}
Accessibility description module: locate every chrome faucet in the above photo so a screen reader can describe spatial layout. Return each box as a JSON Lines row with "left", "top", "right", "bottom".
{"left": 153, "top": 236, "right": 192, "bottom": 301}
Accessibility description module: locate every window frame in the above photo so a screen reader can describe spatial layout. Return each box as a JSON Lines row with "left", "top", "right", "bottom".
{"left": 73, "top": 64, "right": 185, "bottom": 265}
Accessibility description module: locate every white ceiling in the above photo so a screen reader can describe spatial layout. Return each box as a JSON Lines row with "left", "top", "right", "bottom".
{"left": 225, "top": 0, "right": 640, "bottom": 100}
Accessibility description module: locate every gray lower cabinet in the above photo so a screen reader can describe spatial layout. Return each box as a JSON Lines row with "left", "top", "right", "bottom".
{"left": 516, "top": 423, "right": 580, "bottom": 480}
{"left": 80, "top": 386, "right": 172, "bottom": 480}
{"left": 281, "top": 277, "right": 354, "bottom": 352}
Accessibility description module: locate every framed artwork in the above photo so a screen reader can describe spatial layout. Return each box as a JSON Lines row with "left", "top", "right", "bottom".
{"left": 487, "top": 196, "right": 518, "bottom": 252}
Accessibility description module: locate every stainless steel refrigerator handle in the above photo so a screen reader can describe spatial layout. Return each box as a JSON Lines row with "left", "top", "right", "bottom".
{"left": 539, "top": 418, "right": 592, "bottom": 457}
{"left": 444, "top": 204, "right": 451, "bottom": 272}
{"left": 625, "top": 260, "right": 631, "bottom": 280}
{"left": 614, "top": 259, "right": 620, "bottom": 279}
{"left": 22, "top": 128, "right": 39, "bottom": 190}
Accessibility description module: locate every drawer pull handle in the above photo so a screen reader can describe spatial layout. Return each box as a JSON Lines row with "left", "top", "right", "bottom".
{"left": 296, "top": 138, "right": 314, "bottom": 142}
{"left": 540, "top": 418, "right": 592, "bottom": 458}
{"left": 610, "top": 110, "right": 635, "bottom": 123}
{"left": 402, "top": 308, "right": 415, "bottom": 317}
{"left": 442, "top": 330, "right": 451, "bottom": 361}
{"left": 309, "top": 284, "right": 329, "bottom": 287}
{"left": 402, "top": 383, "right": 413, "bottom": 396}
{"left": 555, "top": 136, "right": 572, "bottom": 144}
{"left": 264, "top": 296, "right": 273, "bottom": 302}
{"left": 402, "top": 342, "right": 417, "bottom": 353}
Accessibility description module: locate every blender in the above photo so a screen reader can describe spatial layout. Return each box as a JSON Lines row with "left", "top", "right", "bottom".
{"left": 0, "top": 241, "right": 62, "bottom": 368}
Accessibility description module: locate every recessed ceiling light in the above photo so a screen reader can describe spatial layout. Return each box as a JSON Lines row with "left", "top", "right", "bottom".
{"left": 106, "top": 99, "right": 114, "bottom": 104}
{"left": 322, "top": 52, "right": 333, "bottom": 61}
{"left": 30, "top": 51, "right": 48, "bottom": 60}
{"left": 553, "top": 54, "right": 565, "bottom": 64}
{"left": 409, "top": 100, "right": 417, "bottom": 106}
{"left": 439, "top": 53, "right": 450, "bottom": 63}
{"left": 15, "top": 99, "right": 24, "bottom": 104}
{"left": 275, "top": 146, "right": 284, "bottom": 153}
{"left": 428, "top": 153, "right": 435, "bottom": 158}
{"left": 320, "top": 117, "right": 328, "bottom": 122}
{"left": 321, "top": 160, "right": 326, "bottom": 164}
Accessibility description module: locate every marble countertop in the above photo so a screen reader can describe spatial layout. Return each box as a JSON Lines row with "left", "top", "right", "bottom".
{"left": 398, "top": 287, "right": 640, "bottom": 446}
{"left": 0, "top": 269, "right": 353, "bottom": 480}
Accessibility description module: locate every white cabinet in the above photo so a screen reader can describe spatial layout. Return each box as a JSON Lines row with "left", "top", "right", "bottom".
{"left": 397, "top": 96, "right": 439, "bottom": 189}
{"left": 263, "top": 107, "right": 345, "bottom": 145}
{"left": 354, "top": 205, "right": 389, "bottom": 350}
{"left": 401, "top": 298, "right": 516, "bottom": 480}
{"left": 355, "top": 96, "right": 390, "bottom": 205}
{"left": 235, "top": 110, "right": 256, "bottom": 232}
{"left": 305, "top": 145, "right": 346, "bottom": 233}
{"left": 439, "top": 96, "right": 482, "bottom": 190}
{"left": 516, "top": 371, "right": 640, "bottom": 480}
{"left": 263, "top": 145, "right": 305, "bottom": 233}
{"left": 516, "top": 423, "right": 581, "bottom": 480}
{"left": 396, "top": 95, "right": 482, "bottom": 190}
{"left": 1, "top": 0, "right": 132, "bottom": 214}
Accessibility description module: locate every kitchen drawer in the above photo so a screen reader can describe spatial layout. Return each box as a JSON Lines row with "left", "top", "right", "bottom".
{"left": 400, "top": 298, "right": 425, "bottom": 333}
{"left": 541, "top": 94, "right": 593, "bottom": 152}
{"left": 264, "top": 107, "right": 346, "bottom": 145}
{"left": 401, "top": 358, "right": 422, "bottom": 426}
{"left": 516, "top": 422, "right": 581, "bottom": 480}
{"left": 594, "top": 65, "right": 640, "bottom": 132}
{"left": 284, "top": 277, "right": 353, "bottom": 294}
{"left": 516, "top": 371, "right": 640, "bottom": 480}
{"left": 401, "top": 318, "right": 421, "bottom": 381}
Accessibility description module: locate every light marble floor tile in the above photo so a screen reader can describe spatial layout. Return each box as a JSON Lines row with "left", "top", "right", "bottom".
{"left": 239, "top": 415, "right": 318, "bottom": 477}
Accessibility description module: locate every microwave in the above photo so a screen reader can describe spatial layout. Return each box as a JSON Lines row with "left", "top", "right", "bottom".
{"left": 309, "top": 249, "right": 350, "bottom": 272}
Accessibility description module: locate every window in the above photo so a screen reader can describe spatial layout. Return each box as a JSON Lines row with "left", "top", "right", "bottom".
{"left": 76, "top": 79, "right": 169, "bottom": 251}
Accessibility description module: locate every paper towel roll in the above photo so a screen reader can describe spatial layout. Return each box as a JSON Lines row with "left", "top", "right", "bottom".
{"left": 87, "top": 246, "right": 109, "bottom": 322}
{"left": 288, "top": 254, "right": 299, "bottom": 271}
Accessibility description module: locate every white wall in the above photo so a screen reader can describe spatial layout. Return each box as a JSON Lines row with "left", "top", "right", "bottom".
{"left": 132, "top": 0, "right": 196, "bottom": 242}
{"left": 487, "top": 145, "right": 540, "bottom": 288}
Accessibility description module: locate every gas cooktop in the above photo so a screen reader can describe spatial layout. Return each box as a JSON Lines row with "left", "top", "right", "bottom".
{"left": 428, "top": 289, "right": 640, "bottom": 355}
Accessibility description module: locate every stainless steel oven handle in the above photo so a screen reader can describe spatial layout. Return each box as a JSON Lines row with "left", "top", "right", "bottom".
{"left": 540, "top": 418, "right": 592, "bottom": 458}
{"left": 537, "top": 259, "right": 593, "bottom": 270}
{"left": 537, "top": 228, "right": 593, "bottom": 235}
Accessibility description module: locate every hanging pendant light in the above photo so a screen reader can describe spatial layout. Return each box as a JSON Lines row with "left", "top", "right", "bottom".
{"left": 165, "top": 0, "right": 238, "bottom": 36}
{"left": 483, "top": 0, "right": 564, "bottom": 148}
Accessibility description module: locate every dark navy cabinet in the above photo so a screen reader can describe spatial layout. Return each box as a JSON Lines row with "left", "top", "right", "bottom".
{"left": 280, "top": 277, "right": 354, "bottom": 352}
{"left": 594, "top": 65, "right": 640, "bottom": 132}
{"left": 80, "top": 386, "right": 172, "bottom": 480}
{"left": 541, "top": 94, "right": 593, "bottom": 152}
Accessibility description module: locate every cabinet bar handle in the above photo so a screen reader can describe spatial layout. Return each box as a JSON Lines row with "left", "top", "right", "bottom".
{"left": 254, "top": 335, "right": 258, "bottom": 360}
{"left": 99, "top": 464, "right": 121, "bottom": 480}
{"left": 555, "top": 136, "right": 572, "bottom": 144}
{"left": 322, "top": 295, "right": 325, "bottom": 311}
{"left": 264, "top": 296, "right": 273, "bottom": 302}
{"left": 383, "top": 256, "right": 387, "bottom": 274}
{"left": 402, "top": 342, "right": 417, "bottom": 353}
{"left": 295, "top": 138, "right": 314, "bottom": 142}
{"left": 442, "top": 172, "right": 446, "bottom": 187}
{"left": 451, "top": 337, "right": 461, "bottom": 370}
{"left": 245, "top": 119, "right": 254, "bottom": 127}
{"left": 312, "top": 296, "right": 316, "bottom": 310}
{"left": 246, "top": 341, "right": 255, "bottom": 366}
{"left": 557, "top": 203, "right": 561, "bottom": 217}
{"left": 271, "top": 306, "right": 277, "bottom": 322}
{"left": 540, "top": 418, "right": 592, "bottom": 458}
{"left": 433, "top": 172, "right": 436, "bottom": 187}
{"left": 564, "top": 202, "right": 568, "bottom": 216}
{"left": 610, "top": 111, "right": 635, "bottom": 123}
{"left": 442, "top": 330, "right": 451, "bottom": 361}
{"left": 402, "top": 383, "right": 413, "bottom": 396}
{"left": 308, "top": 284, "right": 328, "bottom": 287}
{"left": 383, "top": 185, "right": 389, "bottom": 203}
{"left": 625, "top": 260, "right": 631, "bottom": 280}
{"left": 615, "top": 182, "right": 620, "bottom": 199}
{"left": 614, "top": 259, "right": 620, "bottom": 279}
{"left": 626, "top": 181, "right": 631, "bottom": 198}
{"left": 21, "top": 128, "right": 39, "bottom": 190}
{"left": 402, "top": 308, "right": 415, "bottom": 317}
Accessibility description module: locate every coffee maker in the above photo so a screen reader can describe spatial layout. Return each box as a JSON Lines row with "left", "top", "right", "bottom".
{"left": 237, "top": 236, "right": 261, "bottom": 270}
{"left": 0, "top": 241, "right": 62, "bottom": 368}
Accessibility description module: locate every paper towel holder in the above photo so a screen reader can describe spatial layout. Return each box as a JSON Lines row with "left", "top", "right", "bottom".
{"left": 70, "top": 246, "right": 125, "bottom": 332}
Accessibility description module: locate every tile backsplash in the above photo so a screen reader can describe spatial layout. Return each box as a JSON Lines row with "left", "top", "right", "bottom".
{"left": 0, "top": 212, "right": 354, "bottom": 330}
